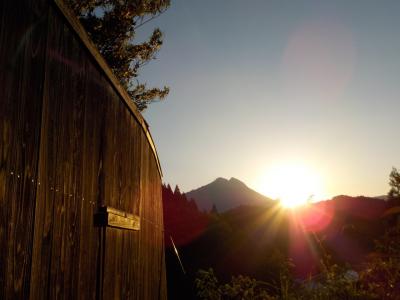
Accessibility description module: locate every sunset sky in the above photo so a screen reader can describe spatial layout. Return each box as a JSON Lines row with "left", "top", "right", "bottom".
{"left": 140, "top": 0, "right": 400, "bottom": 200}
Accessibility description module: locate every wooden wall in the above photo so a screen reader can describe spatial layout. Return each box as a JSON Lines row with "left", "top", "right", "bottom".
{"left": 0, "top": 0, "right": 166, "bottom": 299}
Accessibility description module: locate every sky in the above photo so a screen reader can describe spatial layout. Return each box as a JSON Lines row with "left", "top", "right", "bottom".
{"left": 138, "top": 0, "right": 400, "bottom": 200}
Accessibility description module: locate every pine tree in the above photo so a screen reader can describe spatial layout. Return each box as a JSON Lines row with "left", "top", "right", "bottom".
{"left": 210, "top": 203, "right": 218, "bottom": 215}
{"left": 174, "top": 185, "right": 181, "bottom": 196}
{"left": 388, "top": 167, "right": 400, "bottom": 205}
{"left": 67, "top": 0, "right": 170, "bottom": 111}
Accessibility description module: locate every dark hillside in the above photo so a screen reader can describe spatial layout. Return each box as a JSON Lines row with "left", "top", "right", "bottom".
{"left": 163, "top": 188, "right": 390, "bottom": 299}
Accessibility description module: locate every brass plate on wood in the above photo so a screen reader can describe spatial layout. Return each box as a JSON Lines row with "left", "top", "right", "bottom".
{"left": 94, "top": 206, "right": 140, "bottom": 231}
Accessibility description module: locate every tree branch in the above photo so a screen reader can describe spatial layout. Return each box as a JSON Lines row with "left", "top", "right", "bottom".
{"left": 133, "top": 8, "right": 167, "bottom": 30}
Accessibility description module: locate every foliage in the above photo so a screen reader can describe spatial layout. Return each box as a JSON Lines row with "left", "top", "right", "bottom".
{"left": 194, "top": 223, "right": 400, "bottom": 300}
{"left": 388, "top": 167, "right": 400, "bottom": 202}
{"left": 195, "top": 256, "right": 298, "bottom": 300}
{"left": 195, "top": 261, "right": 376, "bottom": 300}
{"left": 222, "top": 275, "right": 273, "bottom": 300}
{"left": 358, "top": 224, "right": 400, "bottom": 299}
{"left": 67, "top": 0, "right": 170, "bottom": 111}
{"left": 195, "top": 268, "right": 275, "bottom": 300}
{"left": 299, "top": 257, "right": 373, "bottom": 300}
{"left": 195, "top": 269, "right": 223, "bottom": 300}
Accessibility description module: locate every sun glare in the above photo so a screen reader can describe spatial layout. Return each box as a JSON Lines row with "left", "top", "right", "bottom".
{"left": 257, "top": 163, "right": 325, "bottom": 209}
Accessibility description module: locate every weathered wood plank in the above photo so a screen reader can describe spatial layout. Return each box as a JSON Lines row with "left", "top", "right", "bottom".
{"left": 0, "top": 0, "right": 48, "bottom": 298}
{"left": 30, "top": 7, "right": 100, "bottom": 299}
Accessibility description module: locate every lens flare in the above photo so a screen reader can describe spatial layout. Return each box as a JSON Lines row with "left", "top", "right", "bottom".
{"left": 256, "top": 163, "right": 325, "bottom": 208}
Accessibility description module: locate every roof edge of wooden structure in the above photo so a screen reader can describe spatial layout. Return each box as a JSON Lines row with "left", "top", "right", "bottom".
{"left": 53, "top": 0, "right": 163, "bottom": 178}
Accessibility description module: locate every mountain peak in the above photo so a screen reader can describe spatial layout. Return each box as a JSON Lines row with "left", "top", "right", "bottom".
{"left": 213, "top": 177, "right": 228, "bottom": 183}
{"left": 186, "top": 177, "right": 273, "bottom": 212}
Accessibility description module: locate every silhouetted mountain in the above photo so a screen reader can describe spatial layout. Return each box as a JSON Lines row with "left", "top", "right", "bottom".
{"left": 185, "top": 177, "right": 274, "bottom": 212}
{"left": 317, "top": 195, "right": 388, "bottom": 220}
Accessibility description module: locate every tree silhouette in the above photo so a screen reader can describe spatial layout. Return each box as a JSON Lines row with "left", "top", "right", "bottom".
{"left": 388, "top": 167, "right": 400, "bottom": 206}
{"left": 67, "top": 0, "right": 170, "bottom": 111}
{"left": 211, "top": 203, "right": 218, "bottom": 215}
{"left": 174, "top": 185, "right": 181, "bottom": 196}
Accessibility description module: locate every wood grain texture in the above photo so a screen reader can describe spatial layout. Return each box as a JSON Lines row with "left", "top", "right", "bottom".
{"left": 1, "top": 0, "right": 167, "bottom": 299}
{"left": 53, "top": 0, "right": 163, "bottom": 178}
{"left": 0, "top": 0, "right": 48, "bottom": 298}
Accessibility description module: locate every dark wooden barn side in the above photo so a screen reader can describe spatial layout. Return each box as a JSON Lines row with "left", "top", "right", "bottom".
{"left": 0, "top": 0, "right": 167, "bottom": 299}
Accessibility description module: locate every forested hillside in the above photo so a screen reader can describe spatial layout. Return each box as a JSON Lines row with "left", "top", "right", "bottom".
{"left": 163, "top": 185, "right": 399, "bottom": 299}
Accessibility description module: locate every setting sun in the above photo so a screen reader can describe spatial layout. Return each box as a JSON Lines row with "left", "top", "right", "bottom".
{"left": 256, "top": 163, "right": 325, "bottom": 208}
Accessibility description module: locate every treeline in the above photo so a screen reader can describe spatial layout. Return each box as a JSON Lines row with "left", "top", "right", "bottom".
{"left": 162, "top": 184, "right": 211, "bottom": 298}
{"left": 162, "top": 184, "right": 209, "bottom": 248}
